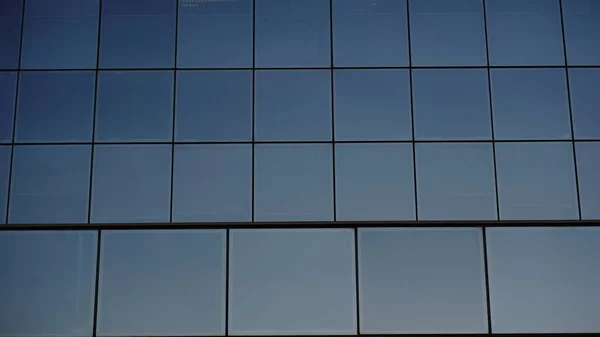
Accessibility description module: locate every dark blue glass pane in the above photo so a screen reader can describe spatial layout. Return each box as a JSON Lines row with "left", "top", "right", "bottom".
{"left": 176, "top": 70, "right": 252, "bottom": 142}
{"left": 255, "top": 70, "right": 331, "bottom": 141}
{"left": 178, "top": 0, "right": 252, "bottom": 68}
{"left": 0, "top": 72, "right": 17, "bottom": 142}
{"left": 563, "top": 0, "right": 600, "bottom": 66}
{"left": 495, "top": 142, "right": 579, "bottom": 220}
{"left": 254, "top": 144, "right": 333, "bottom": 221}
{"left": 413, "top": 69, "right": 491, "bottom": 140}
{"left": 91, "top": 145, "right": 171, "bottom": 223}
{"left": 21, "top": 0, "right": 100, "bottom": 69}
{"left": 487, "top": 227, "right": 600, "bottom": 333}
{"left": 98, "top": 230, "right": 226, "bottom": 336}
{"left": 335, "top": 143, "right": 415, "bottom": 221}
{"left": 569, "top": 68, "right": 600, "bottom": 139}
{"left": 416, "top": 143, "right": 497, "bottom": 220}
{"left": 0, "top": 146, "right": 10, "bottom": 224}
{"left": 9, "top": 145, "right": 91, "bottom": 224}
{"left": 575, "top": 142, "right": 600, "bottom": 220}
{"left": 0, "top": 0, "right": 22, "bottom": 69}
{"left": 491, "top": 69, "right": 571, "bottom": 140}
{"left": 332, "top": 0, "right": 408, "bottom": 67}
{"left": 16, "top": 71, "right": 95, "bottom": 143}
{"left": 255, "top": 0, "right": 330, "bottom": 67}
{"left": 485, "top": 0, "right": 564, "bottom": 66}
{"left": 173, "top": 145, "right": 251, "bottom": 222}
{"left": 95, "top": 71, "right": 173, "bottom": 142}
{"left": 334, "top": 69, "right": 411, "bottom": 141}
{"left": 99, "top": 0, "right": 175, "bottom": 68}
{"left": 0, "top": 231, "right": 97, "bottom": 337}
{"left": 229, "top": 229, "right": 356, "bottom": 335}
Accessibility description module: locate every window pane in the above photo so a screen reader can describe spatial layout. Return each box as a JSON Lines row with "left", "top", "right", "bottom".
{"left": 334, "top": 69, "right": 411, "bottom": 141}
{"left": 99, "top": 0, "right": 175, "bottom": 68}
{"left": 0, "top": 146, "right": 10, "bottom": 224}
{"left": 487, "top": 227, "right": 600, "bottom": 333}
{"left": 98, "top": 230, "right": 225, "bottom": 336}
{"left": 176, "top": 71, "right": 252, "bottom": 142}
{"left": 485, "top": 0, "right": 564, "bottom": 66}
{"left": 410, "top": 0, "right": 486, "bottom": 66}
{"left": 0, "top": 0, "right": 22, "bottom": 69}
{"left": 0, "top": 72, "right": 17, "bottom": 142}
{"left": 335, "top": 143, "right": 415, "bottom": 221}
{"left": 563, "top": 0, "right": 600, "bottom": 66}
{"left": 173, "top": 145, "right": 251, "bottom": 222}
{"left": 491, "top": 69, "right": 571, "bottom": 140}
{"left": 413, "top": 69, "right": 491, "bottom": 140}
{"left": 569, "top": 68, "right": 600, "bottom": 139}
{"left": 178, "top": 0, "right": 252, "bottom": 68}
{"left": 495, "top": 142, "right": 578, "bottom": 220}
{"left": 254, "top": 144, "right": 333, "bottom": 221}
{"left": 575, "top": 142, "right": 600, "bottom": 220}
{"left": 91, "top": 145, "right": 171, "bottom": 223}
{"left": 21, "top": 0, "right": 99, "bottom": 69}
{"left": 359, "top": 228, "right": 487, "bottom": 334}
{"left": 332, "top": 0, "right": 408, "bottom": 67}
{"left": 95, "top": 71, "right": 173, "bottom": 142}
{"left": 255, "top": 70, "right": 331, "bottom": 141}
{"left": 229, "top": 229, "right": 356, "bottom": 335}
{"left": 255, "top": 0, "right": 330, "bottom": 68}
{"left": 9, "top": 145, "right": 91, "bottom": 224}
{"left": 0, "top": 231, "right": 97, "bottom": 337}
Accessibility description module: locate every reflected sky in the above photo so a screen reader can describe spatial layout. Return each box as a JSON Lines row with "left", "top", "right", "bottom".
{"left": 575, "top": 142, "right": 600, "bottom": 220}
{"left": 0, "top": 146, "right": 10, "bottom": 224}
{"left": 569, "top": 68, "right": 600, "bottom": 139}
{"left": 0, "top": 0, "right": 22, "bottom": 69}
{"left": 0, "top": 72, "right": 16, "bottom": 142}
{"left": 562, "top": 0, "right": 600, "bottom": 65}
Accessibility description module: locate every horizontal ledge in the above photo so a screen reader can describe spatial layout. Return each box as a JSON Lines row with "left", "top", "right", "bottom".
{"left": 88, "top": 333, "right": 600, "bottom": 337}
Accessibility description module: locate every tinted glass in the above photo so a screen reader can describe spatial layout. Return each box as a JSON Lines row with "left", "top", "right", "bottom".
{"left": 229, "top": 229, "right": 357, "bottom": 335}
{"left": 173, "top": 145, "right": 252, "bottom": 222}
{"left": 575, "top": 142, "right": 600, "bottom": 220}
{"left": 178, "top": 0, "right": 252, "bottom": 68}
{"left": 359, "top": 228, "right": 487, "bottom": 333}
{"left": 0, "top": 72, "right": 17, "bottom": 142}
{"left": 413, "top": 69, "right": 491, "bottom": 140}
{"left": 416, "top": 143, "right": 497, "bottom": 220}
{"left": 254, "top": 144, "right": 333, "bottom": 221}
{"left": 255, "top": 0, "right": 330, "bottom": 68}
{"left": 332, "top": 0, "right": 408, "bottom": 67}
{"left": 21, "top": 0, "right": 100, "bottom": 69}
{"left": 491, "top": 69, "right": 571, "bottom": 140}
{"left": 91, "top": 145, "right": 171, "bottom": 223}
{"left": 0, "top": 0, "right": 22, "bottom": 69}
{"left": 0, "top": 147, "right": 10, "bottom": 224}
{"left": 99, "top": 0, "right": 175, "bottom": 68}
{"left": 410, "top": 0, "right": 486, "bottom": 66}
{"left": 9, "top": 145, "right": 91, "bottom": 224}
{"left": 569, "top": 68, "right": 600, "bottom": 139}
{"left": 95, "top": 71, "right": 173, "bottom": 142}
{"left": 487, "top": 227, "right": 600, "bottom": 333}
{"left": 255, "top": 70, "right": 331, "bottom": 141}
{"left": 495, "top": 142, "right": 579, "bottom": 220}
{"left": 485, "top": 0, "right": 564, "bottom": 66}
{"left": 0, "top": 231, "right": 97, "bottom": 337}
{"left": 16, "top": 71, "right": 95, "bottom": 143}
{"left": 334, "top": 69, "right": 411, "bottom": 141}
{"left": 335, "top": 143, "right": 415, "bottom": 221}
{"left": 176, "top": 70, "right": 252, "bottom": 142}
{"left": 563, "top": 0, "right": 600, "bottom": 65}
{"left": 98, "top": 230, "right": 226, "bottom": 336}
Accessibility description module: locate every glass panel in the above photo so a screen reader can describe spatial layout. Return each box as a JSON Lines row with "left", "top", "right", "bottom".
{"left": 575, "top": 142, "right": 600, "bottom": 220}
{"left": 0, "top": 72, "right": 17, "bottom": 142}
{"left": 410, "top": 0, "right": 486, "bottom": 66}
{"left": 491, "top": 68, "right": 571, "bottom": 140}
{"left": 176, "top": 70, "right": 252, "bottom": 142}
{"left": 255, "top": 0, "right": 330, "bottom": 68}
{"left": 495, "top": 142, "right": 579, "bottom": 220}
{"left": 95, "top": 71, "right": 173, "bottom": 142}
{"left": 569, "top": 68, "right": 600, "bottom": 139}
{"left": 0, "top": 231, "right": 97, "bottom": 337}
{"left": 173, "top": 145, "right": 251, "bottom": 222}
{"left": 485, "top": 0, "right": 564, "bottom": 66}
{"left": 487, "top": 227, "right": 600, "bottom": 333}
{"left": 99, "top": 0, "right": 176, "bottom": 68}
{"left": 16, "top": 71, "right": 95, "bottom": 143}
{"left": 178, "top": 0, "right": 252, "bottom": 68}
{"left": 0, "top": 146, "right": 10, "bottom": 224}
{"left": 91, "top": 145, "right": 171, "bottom": 223}
{"left": 254, "top": 144, "right": 333, "bottom": 221}
{"left": 335, "top": 143, "right": 415, "bottom": 221}
{"left": 0, "top": 0, "right": 22, "bottom": 69}
{"left": 9, "top": 145, "right": 91, "bottom": 224}
{"left": 563, "top": 0, "right": 600, "bottom": 66}
{"left": 255, "top": 70, "right": 331, "bottom": 141}
{"left": 229, "top": 229, "right": 356, "bottom": 335}
{"left": 21, "top": 0, "right": 100, "bottom": 69}
{"left": 332, "top": 0, "right": 408, "bottom": 67}
{"left": 413, "top": 69, "right": 491, "bottom": 140}
{"left": 98, "top": 230, "right": 226, "bottom": 336}
{"left": 334, "top": 69, "right": 411, "bottom": 141}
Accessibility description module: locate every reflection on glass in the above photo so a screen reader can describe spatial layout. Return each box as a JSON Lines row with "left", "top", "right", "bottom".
{"left": 563, "top": 0, "right": 600, "bottom": 65}
{"left": 0, "top": 72, "right": 17, "bottom": 142}
{"left": 0, "top": 231, "right": 97, "bottom": 337}
{"left": 0, "top": 0, "right": 22, "bottom": 69}
{"left": 0, "top": 146, "right": 10, "bottom": 224}
{"left": 569, "top": 68, "right": 600, "bottom": 139}
{"left": 575, "top": 142, "right": 600, "bottom": 220}
{"left": 229, "top": 229, "right": 357, "bottom": 335}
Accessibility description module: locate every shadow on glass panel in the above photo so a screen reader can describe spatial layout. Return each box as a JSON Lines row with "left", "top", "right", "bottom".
{"left": 0, "top": 72, "right": 17, "bottom": 143}
{"left": 569, "top": 68, "right": 600, "bottom": 139}
{"left": 0, "top": 0, "right": 23, "bottom": 69}
{"left": 575, "top": 142, "right": 600, "bottom": 220}
{"left": 0, "top": 146, "right": 10, "bottom": 224}
{"left": 563, "top": 0, "right": 600, "bottom": 66}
